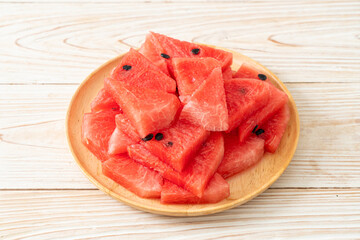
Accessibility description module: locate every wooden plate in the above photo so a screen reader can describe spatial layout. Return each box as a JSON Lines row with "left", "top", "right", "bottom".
{"left": 66, "top": 47, "right": 300, "bottom": 216}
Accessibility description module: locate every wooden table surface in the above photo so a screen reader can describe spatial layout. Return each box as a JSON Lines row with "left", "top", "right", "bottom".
{"left": 1, "top": 0, "right": 359, "bottom": 239}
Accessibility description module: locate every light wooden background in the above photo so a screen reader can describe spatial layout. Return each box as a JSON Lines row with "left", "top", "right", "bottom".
{"left": 1, "top": 0, "right": 359, "bottom": 239}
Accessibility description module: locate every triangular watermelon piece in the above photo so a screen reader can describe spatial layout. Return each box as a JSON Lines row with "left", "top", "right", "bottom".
{"left": 128, "top": 132, "right": 223, "bottom": 197}
{"left": 81, "top": 110, "right": 119, "bottom": 162}
{"left": 111, "top": 49, "right": 176, "bottom": 93}
{"left": 145, "top": 32, "right": 232, "bottom": 74}
{"left": 139, "top": 33, "right": 170, "bottom": 76}
{"left": 172, "top": 57, "right": 221, "bottom": 99}
{"left": 217, "top": 132, "right": 265, "bottom": 179}
{"left": 115, "top": 113, "right": 139, "bottom": 142}
{"left": 181, "top": 68, "right": 229, "bottom": 131}
{"left": 238, "top": 87, "right": 288, "bottom": 143}
{"left": 105, "top": 78, "right": 181, "bottom": 138}
{"left": 160, "top": 173, "right": 229, "bottom": 204}
{"left": 259, "top": 104, "right": 290, "bottom": 153}
{"left": 107, "top": 128, "right": 134, "bottom": 155}
{"left": 233, "top": 63, "right": 267, "bottom": 81}
{"left": 102, "top": 154, "right": 163, "bottom": 198}
{"left": 90, "top": 87, "right": 120, "bottom": 113}
{"left": 142, "top": 118, "right": 209, "bottom": 172}
{"left": 225, "top": 78, "right": 273, "bottom": 132}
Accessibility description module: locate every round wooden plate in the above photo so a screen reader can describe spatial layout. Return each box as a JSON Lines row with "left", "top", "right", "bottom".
{"left": 66, "top": 47, "right": 300, "bottom": 217}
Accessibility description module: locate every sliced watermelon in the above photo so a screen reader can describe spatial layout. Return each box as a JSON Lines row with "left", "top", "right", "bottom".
{"left": 222, "top": 66, "right": 233, "bottom": 80}
{"left": 128, "top": 132, "right": 223, "bottom": 197}
{"left": 181, "top": 68, "right": 229, "bottom": 131}
{"left": 90, "top": 87, "right": 120, "bottom": 113}
{"left": 217, "top": 132, "right": 265, "bottom": 178}
{"left": 102, "top": 155, "right": 163, "bottom": 198}
{"left": 238, "top": 87, "right": 288, "bottom": 143}
{"left": 225, "top": 78, "right": 273, "bottom": 132}
{"left": 172, "top": 57, "right": 221, "bottom": 99}
{"left": 161, "top": 174, "right": 229, "bottom": 204}
{"left": 260, "top": 104, "right": 290, "bottom": 153}
{"left": 143, "top": 118, "right": 209, "bottom": 172}
{"left": 81, "top": 110, "right": 118, "bottom": 162}
{"left": 145, "top": 32, "right": 232, "bottom": 73}
{"left": 139, "top": 33, "right": 170, "bottom": 76}
{"left": 115, "top": 113, "right": 139, "bottom": 142}
{"left": 108, "top": 128, "right": 134, "bottom": 155}
{"left": 105, "top": 78, "right": 181, "bottom": 138}
{"left": 111, "top": 49, "right": 176, "bottom": 93}
{"left": 233, "top": 63, "right": 267, "bottom": 81}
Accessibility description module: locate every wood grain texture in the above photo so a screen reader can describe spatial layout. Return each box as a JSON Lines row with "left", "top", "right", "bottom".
{"left": 0, "top": 83, "right": 359, "bottom": 189}
{"left": 0, "top": 1, "right": 359, "bottom": 84}
{"left": 1, "top": 189, "right": 360, "bottom": 239}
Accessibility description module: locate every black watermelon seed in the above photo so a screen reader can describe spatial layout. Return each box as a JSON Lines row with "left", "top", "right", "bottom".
{"left": 122, "top": 65, "right": 132, "bottom": 71}
{"left": 141, "top": 133, "right": 153, "bottom": 141}
{"left": 255, "top": 129, "right": 265, "bottom": 136}
{"left": 166, "top": 141, "right": 173, "bottom": 147}
{"left": 111, "top": 107, "right": 118, "bottom": 111}
{"left": 258, "top": 74, "right": 267, "bottom": 81}
{"left": 191, "top": 48, "right": 200, "bottom": 55}
{"left": 155, "top": 133, "right": 164, "bottom": 141}
{"left": 252, "top": 125, "right": 258, "bottom": 133}
{"left": 161, "top": 53, "right": 170, "bottom": 59}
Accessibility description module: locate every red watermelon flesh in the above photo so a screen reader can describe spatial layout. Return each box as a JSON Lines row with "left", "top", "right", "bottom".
{"left": 115, "top": 113, "right": 139, "bottom": 142}
{"left": 222, "top": 66, "right": 233, "bottom": 80}
{"left": 233, "top": 63, "right": 267, "bottom": 81}
{"left": 102, "top": 155, "right": 163, "bottom": 198}
{"left": 105, "top": 78, "right": 181, "bottom": 138}
{"left": 128, "top": 132, "right": 224, "bottom": 197}
{"left": 172, "top": 57, "right": 221, "bottom": 99}
{"left": 217, "top": 132, "right": 265, "bottom": 179}
{"left": 108, "top": 128, "right": 134, "bottom": 155}
{"left": 161, "top": 173, "right": 229, "bottom": 204}
{"left": 81, "top": 110, "right": 118, "bottom": 162}
{"left": 238, "top": 86, "right": 288, "bottom": 143}
{"left": 111, "top": 49, "right": 176, "bottom": 93}
{"left": 139, "top": 33, "right": 170, "bottom": 76}
{"left": 225, "top": 78, "right": 273, "bottom": 132}
{"left": 90, "top": 87, "right": 120, "bottom": 113}
{"left": 143, "top": 118, "right": 209, "bottom": 172}
{"left": 260, "top": 104, "right": 290, "bottom": 153}
{"left": 181, "top": 68, "right": 229, "bottom": 131}
{"left": 150, "top": 32, "right": 233, "bottom": 72}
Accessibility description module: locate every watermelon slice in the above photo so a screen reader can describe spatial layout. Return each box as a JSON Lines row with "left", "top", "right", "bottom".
{"left": 161, "top": 173, "right": 229, "bottom": 204}
{"left": 222, "top": 66, "right": 233, "bottom": 80}
{"left": 225, "top": 78, "right": 273, "bottom": 132}
{"left": 143, "top": 118, "right": 209, "bottom": 172}
{"left": 238, "top": 87, "right": 288, "bottom": 143}
{"left": 172, "top": 57, "right": 221, "bottom": 99}
{"left": 81, "top": 110, "right": 118, "bottom": 162}
{"left": 102, "top": 155, "right": 163, "bottom": 198}
{"left": 141, "top": 32, "right": 232, "bottom": 75}
{"left": 105, "top": 78, "right": 181, "bottom": 138}
{"left": 115, "top": 113, "right": 139, "bottom": 142}
{"left": 108, "top": 128, "right": 134, "bottom": 155}
{"left": 260, "top": 104, "right": 290, "bottom": 153}
{"left": 128, "top": 132, "right": 223, "bottom": 197}
{"left": 111, "top": 49, "right": 176, "bottom": 93}
{"left": 217, "top": 132, "right": 265, "bottom": 178}
{"left": 181, "top": 68, "right": 229, "bottom": 131}
{"left": 139, "top": 33, "right": 170, "bottom": 76}
{"left": 90, "top": 87, "right": 119, "bottom": 113}
{"left": 233, "top": 63, "right": 267, "bottom": 81}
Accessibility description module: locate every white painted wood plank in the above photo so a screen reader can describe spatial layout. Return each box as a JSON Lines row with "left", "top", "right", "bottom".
{"left": 0, "top": 83, "right": 359, "bottom": 189}
{"left": 0, "top": 1, "right": 359, "bottom": 84}
{"left": 0, "top": 189, "right": 359, "bottom": 239}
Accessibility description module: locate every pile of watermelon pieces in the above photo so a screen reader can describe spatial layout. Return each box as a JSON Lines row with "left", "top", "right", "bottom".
{"left": 82, "top": 32, "right": 290, "bottom": 204}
